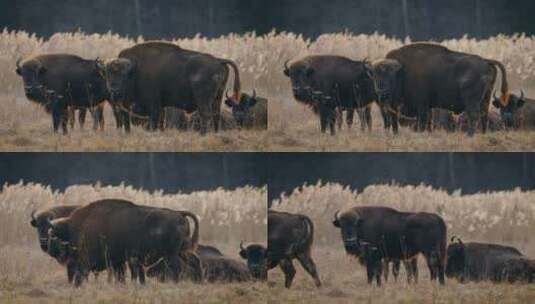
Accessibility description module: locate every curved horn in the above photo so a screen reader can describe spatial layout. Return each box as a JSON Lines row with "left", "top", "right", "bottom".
{"left": 225, "top": 88, "right": 231, "bottom": 99}
{"left": 31, "top": 209, "right": 37, "bottom": 221}
{"left": 240, "top": 241, "right": 246, "bottom": 251}
{"left": 493, "top": 91, "right": 499, "bottom": 101}
{"left": 520, "top": 90, "right": 525, "bottom": 100}
{"left": 284, "top": 59, "right": 290, "bottom": 71}
{"left": 16, "top": 57, "right": 22, "bottom": 69}
{"left": 252, "top": 89, "right": 257, "bottom": 99}
{"left": 334, "top": 210, "right": 340, "bottom": 222}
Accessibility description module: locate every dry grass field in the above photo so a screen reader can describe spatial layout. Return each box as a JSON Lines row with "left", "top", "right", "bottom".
{"left": 2, "top": 29, "right": 535, "bottom": 151}
{"left": 269, "top": 183, "right": 535, "bottom": 303}
{"left": 0, "top": 183, "right": 267, "bottom": 304}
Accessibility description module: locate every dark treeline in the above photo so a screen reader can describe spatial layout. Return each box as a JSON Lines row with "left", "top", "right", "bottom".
{"left": 267, "top": 153, "right": 535, "bottom": 204}
{"left": 2, "top": 0, "right": 535, "bottom": 40}
{"left": 0, "top": 153, "right": 268, "bottom": 194}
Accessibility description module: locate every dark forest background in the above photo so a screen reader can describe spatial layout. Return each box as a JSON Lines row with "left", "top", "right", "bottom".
{"left": 2, "top": 0, "right": 535, "bottom": 40}
{"left": 0, "top": 153, "right": 533, "bottom": 203}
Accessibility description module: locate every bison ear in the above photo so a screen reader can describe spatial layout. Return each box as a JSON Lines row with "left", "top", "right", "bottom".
{"left": 239, "top": 250, "right": 247, "bottom": 260}
{"left": 332, "top": 219, "right": 340, "bottom": 228}
{"left": 16, "top": 67, "right": 22, "bottom": 76}
{"left": 517, "top": 99, "right": 526, "bottom": 108}
{"left": 492, "top": 99, "right": 503, "bottom": 109}
{"left": 245, "top": 96, "right": 257, "bottom": 108}
{"left": 283, "top": 68, "right": 290, "bottom": 77}
{"left": 30, "top": 219, "right": 37, "bottom": 227}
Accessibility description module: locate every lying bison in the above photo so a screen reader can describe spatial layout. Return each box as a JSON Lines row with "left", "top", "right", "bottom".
{"left": 99, "top": 41, "right": 242, "bottom": 134}
{"left": 492, "top": 91, "right": 535, "bottom": 130}
{"left": 16, "top": 54, "right": 110, "bottom": 134}
{"left": 446, "top": 237, "right": 535, "bottom": 283}
{"left": 224, "top": 90, "right": 268, "bottom": 130}
{"left": 266, "top": 210, "right": 321, "bottom": 288}
{"left": 376, "top": 43, "right": 510, "bottom": 135}
{"left": 45, "top": 199, "right": 202, "bottom": 286}
{"left": 30, "top": 206, "right": 79, "bottom": 283}
{"left": 284, "top": 55, "right": 376, "bottom": 135}
{"left": 333, "top": 206, "right": 447, "bottom": 285}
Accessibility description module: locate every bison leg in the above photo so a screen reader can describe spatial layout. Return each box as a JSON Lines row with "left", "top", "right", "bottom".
{"left": 404, "top": 258, "right": 418, "bottom": 284}
{"left": 122, "top": 112, "right": 131, "bottom": 133}
{"left": 383, "top": 260, "right": 390, "bottom": 282}
{"left": 181, "top": 251, "right": 203, "bottom": 283}
{"left": 360, "top": 106, "right": 372, "bottom": 132}
{"left": 52, "top": 100, "right": 68, "bottom": 135}
{"left": 335, "top": 108, "right": 343, "bottom": 130}
{"left": 67, "top": 261, "right": 76, "bottom": 284}
{"left": 366, "top": 261, "right": 382, "bottom": 286}
{"left": 346, "top": 109, "right": 355, "bottom": 129}
{"left": 78, "top": 108, "right": 87, "bottom": 130}
{"left": 392, "top": 260, "right": 400, "bottom": 282}
{"left": 279, "top": 258, "right": 296, "bottom": 288}
{"left": 68, "top": 107, "right": 75, "bottom": 130}
{"left": 296, "top": 253, "right": 322, "bottom": 287}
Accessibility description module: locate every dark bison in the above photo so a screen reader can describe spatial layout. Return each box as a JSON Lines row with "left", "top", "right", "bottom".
{"left": 492, "top": 91, "right": 535, "bottom": 130}
{"left": 379, "top": 43, "right": 510, "bottom": 135}
{"left": 446, "top": 237, "right": 535, "bottom": 283}
{"left": 45, "top": 199, "right": 202, "bottom": 286}
{"left": 30, "top": 206, "right": 79, "bottom": 283}
{"left": 16, "top": 54, "right": 110, "bottom": 134}
{"left": 98, "top": 41, "right": 242, "bottom": 134}
{"left": 333, "top": 206, "right": 447, "bottom": 285}
{"left": 239, "top": 243, "right": 268, "bottom": 280}
{"left": 266, "top": 210, "right": 321, "bottom": 288}
{"left": 284, "top": 55, "right": 376, "bottom": 135}
{"left": 224, "top": 90, "right": 268, "bottom": 130}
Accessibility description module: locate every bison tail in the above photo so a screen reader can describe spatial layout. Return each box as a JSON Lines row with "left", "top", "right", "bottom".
{"left": 181, "top": 211, "right": 200, "bottom": 251}
{"left": 220, "top": 59, "right": 241, "bottom": 102}
{"left": 300, "top": 215, "right": 315, "bottom": 251}
{"left": 486, "top": 59, "right": 510, "bottom": 106}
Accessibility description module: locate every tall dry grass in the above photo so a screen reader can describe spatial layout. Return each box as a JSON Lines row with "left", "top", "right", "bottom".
{"left": 0, "top": 182, "right": 267, "bottom": 303}
{"left": 2, "top": 29, "right": 535, "bottom": 151}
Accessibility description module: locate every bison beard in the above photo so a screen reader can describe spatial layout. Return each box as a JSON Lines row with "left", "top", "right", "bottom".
{"left": 46, "top": 199, "right": 202, "bottom": 287}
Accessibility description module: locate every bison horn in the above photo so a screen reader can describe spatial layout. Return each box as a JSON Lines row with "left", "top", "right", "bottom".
{"left": 31, "top": 209, "right": 37, "bottom": 221}
{"left": 450, "top": 236, "right": 464, "bottom": 246}
{"left": 334, "top": 210, "right": 340, "bottom": 222}
{"left": 225, "top": 88, "right": 231, "bottom": 99}
{"left": 16, "top": 57, "right": 22, "bottom": 69}
{"left": 240, "top": 241, "right": 246, "bottom": 251}
{"left": 493, "top": 91, "right": 499, "bottom": 101}
{"left": 520, "top": 90, "right": 525, "bottom": 100}
{"left": 252, "top": 89, "right": 257, "bottom": 99}
{"left": 284, "top": 59, "right": 290, "bottom": 72}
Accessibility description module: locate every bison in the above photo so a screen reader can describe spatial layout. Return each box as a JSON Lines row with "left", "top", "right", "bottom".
{"left": 45, "top": 199, "right": 202, "bottom": 287}
{"left": 98, "top": 41, "right": 242, "bottom": 134}
{"left": 239, "top": 243, "right": 268, "bottom": 281}
{"left": 379, "top": 43, "right": 510, "bottom": 135}
{"left": 445, "top": 237, "right": 534, "bottom": 283}
{"left": 492, "top": 91, "right": 535, "bottom": 130}
{"left": 16, "top": 54, "right": 110, "bottom": 134}
{"left": 284, "top": 55, "right": 376, "bottom": 135}
{"left": 224, "top": 90, "right": 268, "bottom": 130}
{"left": 266, "top": 210, "right": 321, "bottom": 288}
{"left": 333, "top": 206, "right": 447, "bottom": 285}
{"left": 30, "top": 206, "right": 79, "bottom": 283}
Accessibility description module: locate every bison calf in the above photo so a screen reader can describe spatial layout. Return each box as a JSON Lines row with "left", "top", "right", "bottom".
{"left": 224, "top": 90, "right": 268, "bottom": 130}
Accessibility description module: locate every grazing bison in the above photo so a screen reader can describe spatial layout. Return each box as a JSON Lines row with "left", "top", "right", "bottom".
{"left": 30, "top": 206, "right": 79, "bottom": 283}
{"left": 98, "top": 41, "right": 242, "bottom": 134}
{"left": 445, "top": 237, "right": 532, "bottom": 283}
{"left": 16, "top": 54, "right": 110, "bottom": 134}
{"left": 266, "top": 210, "right": 321, "bottom": 288}
{"left": 45, "top": 199, "right": 202, "bottom": 286}
{"left": 333, "top": 206, "right": 447, "bottom": 285}
{"left": 382, "top": 43, "right": 510, "bottom": 135}
{"left": 224, "top": 90, "right": 268, "bottom": 130}
{"left": 284, "top": 55, "right": 376, "bottom": 135}
{"left": 492, "top": 91, "right": 535, "bottom": 130}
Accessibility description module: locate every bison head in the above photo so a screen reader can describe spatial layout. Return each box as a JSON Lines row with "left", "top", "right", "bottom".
{"left": 97, "top": 58, "right": 135, "bottom": 103}
{"left": 333, "top": 210, "right": 363, "bottom": 256}
{"left": 30, "top": 209, "right": 55, "bottom": 251}
{"left": 284, "top": 60, "right": 315, "bottom": 102}
{"left": 225, "top": 89, "right": 258, "bottom": 127}
{"left": 371, "top": 59, "right": 403, "bottom": 108}
{"left": 16, "top": 57, "right": 47, "bottom": 101}
{"left": 239, "top": 242, "right": 267, "bottom": 280}
{"left": 492, "top": 91, "right": 526, "bottom": 129}
{"left": 445, "top": 236, "right": 466, "bottom": 282}
{"left": 47, "top": 234, "right": 75, "bottom": 264}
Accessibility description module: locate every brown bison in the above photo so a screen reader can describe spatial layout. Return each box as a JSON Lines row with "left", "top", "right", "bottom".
{"left": 284, "top": 55, "right": 376, "bottom": 135}
{"left": 239, "top": 243, "right": 268, "bottom": 281}
{"left": 16, "top": 54, "right": 110, "bottom": 134}
{"left": 45, "top": 199, "right": 202, "bottom": 287}
{"left": 445, "top": 237, "right": 535, "bottom": 283}
{"left": 492, "top": 91, "right": 535, "bottom": 130}
{"left": 224, "top": 90, "right": 268, "bottom": 130}
{"left": 333, "top": 206, "right": 447, "bottom": 285}
{"left": 379, "top": 43, "right": 510, "bottom": 135}
{"left": 266, "top": 210, "right": 321, "bottom": 288}
{"left": 98, "top": 41, "right": 242, "bottom": 134}
{"left": 30, "top": 206, "right": 80, "bottom": 283}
